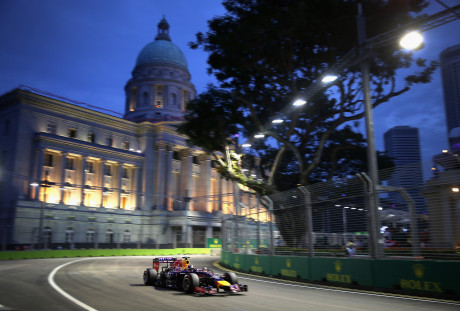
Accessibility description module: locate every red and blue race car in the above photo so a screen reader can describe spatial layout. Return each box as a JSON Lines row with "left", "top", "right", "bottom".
{"left": 143, "top": 257, "right": 248, "bottom": 294}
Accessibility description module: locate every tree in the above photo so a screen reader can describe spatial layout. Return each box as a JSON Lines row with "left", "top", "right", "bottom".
{"left": 179, "top": 0, "right": 435, "bottom": 195}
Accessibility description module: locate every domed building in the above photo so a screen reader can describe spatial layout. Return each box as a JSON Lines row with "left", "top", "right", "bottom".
{"left": 124, "top": 17, "right": 196, "bottom": 122}
{"left": 0, "top": 18, "right": 239, "bottom": 250}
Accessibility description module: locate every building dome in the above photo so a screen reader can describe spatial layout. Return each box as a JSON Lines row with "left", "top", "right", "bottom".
{"left": 136, "top": 39, "right": 188, "bottom": 70}
{"left": 135, "top": 16, "right": 188, "bottom": 70}
{"left": 124, "top": 16, "right": 196, "bottom": 123}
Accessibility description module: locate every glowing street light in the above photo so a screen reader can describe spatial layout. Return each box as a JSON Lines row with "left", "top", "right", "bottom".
{"left": 254, "top": 134, "right": 265, "bottom": 138}
{"left": 292, "top": 99, "right": 307, "bottom": 106}
{"left": 272, "top": 118, "right": 284, "bottom": 124}
{"left": 399, "top": 31, "right": 423, "bottom": 50}
{"left": 241, "top": 143, "right": 252, "bottom": 148}
{"left": 322, "top": 75, "right": 338, "bottom": 83}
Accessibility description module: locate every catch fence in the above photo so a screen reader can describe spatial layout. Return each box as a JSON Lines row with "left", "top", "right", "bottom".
{"left": 223, "top": 161, "right": 460, "bottom": 260}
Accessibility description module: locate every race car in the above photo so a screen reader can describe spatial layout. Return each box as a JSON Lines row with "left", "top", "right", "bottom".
{"left": 143, "top": 257, "right": 248, "bottom": 294}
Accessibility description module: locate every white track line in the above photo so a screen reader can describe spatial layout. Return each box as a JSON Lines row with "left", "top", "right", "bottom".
{"left": 48, "top": 258, "right": 98, "bottom": 311}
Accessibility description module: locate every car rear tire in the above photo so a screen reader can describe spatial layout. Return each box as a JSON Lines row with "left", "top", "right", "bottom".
{"left": 143, "top": 268, "right": 157, "bottom": 286}
{"left": 223, "top": 272, "right": 238, "bottom": 285}
{"left": 183, "top": 273, "right": 199, "bottom": 293}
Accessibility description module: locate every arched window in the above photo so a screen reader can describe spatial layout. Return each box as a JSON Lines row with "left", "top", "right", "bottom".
{"left": 129, "top": 87, "right": 137, "bottom": 111}
{"left": 171, "top": 93, "right": 177, "bottom": 106}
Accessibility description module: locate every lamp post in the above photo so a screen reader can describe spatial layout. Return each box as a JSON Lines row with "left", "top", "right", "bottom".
{"left": 342, "top": 206, "right": 349, "bottom": 246}
{"left": 356, "top": 3, "right": 384, "bottom": 259}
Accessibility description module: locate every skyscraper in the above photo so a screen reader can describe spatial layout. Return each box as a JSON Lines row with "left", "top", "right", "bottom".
{"left": 384, "top": 126, "right": 425, "bottom": 213}
{"left": 440, "top": 44, "right": 460, "bottom": 150}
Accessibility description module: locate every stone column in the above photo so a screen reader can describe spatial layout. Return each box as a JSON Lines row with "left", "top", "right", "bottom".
{"left": 117, "top": 163, "right": 123, "bottom": 209}
{"left": 80, "top": 156, "right": 87, "bottom": 206}
{"left": 205, "top": 157, "right": 211, "bottom": 213}
{"left": 100, "top": 159, "right": 105, "bottom": 208}
{"left": 185, "top": 151, "right": 193, "bottom": 210}
{"left": 165, "top": 146, "right": 173, "bottom": 210}
{"left": 134, "top": 165, "right": 140, "bottom": 210}
{"left": 155, "top": 143, "right": 166, "bottom": 209}
{"left": 34, "top": 148, "right": 45, "bottom": 200}
{"left": 59, "top": 152, "right": 67, "bottom": 204}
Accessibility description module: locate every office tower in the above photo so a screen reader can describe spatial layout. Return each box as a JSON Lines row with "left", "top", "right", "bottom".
{"left": 384, "top": 126, "right": 425, "bottom": 213}
{"left": 440, "top": 44, "right": 460, "bottom": 150}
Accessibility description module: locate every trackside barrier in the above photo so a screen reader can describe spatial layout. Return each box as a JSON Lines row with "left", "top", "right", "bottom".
{"left": 221, "top": 251, "right": 460, "bottom": 296}
{"left": 0, "top": 248, "right": 211, "bottom": 260}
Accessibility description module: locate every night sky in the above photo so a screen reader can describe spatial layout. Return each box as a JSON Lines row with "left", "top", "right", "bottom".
{"left": 1, "top": 0, "right": 459, "bottom": 179}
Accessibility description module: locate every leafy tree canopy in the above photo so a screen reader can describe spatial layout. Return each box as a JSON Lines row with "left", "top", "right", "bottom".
{"left": 179, "top": 0, "right": 435, "bottom": 195}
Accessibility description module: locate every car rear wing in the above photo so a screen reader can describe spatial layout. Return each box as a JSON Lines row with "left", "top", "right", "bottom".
{"left": 153, "top": 257, "right": 177, "bottom": 263}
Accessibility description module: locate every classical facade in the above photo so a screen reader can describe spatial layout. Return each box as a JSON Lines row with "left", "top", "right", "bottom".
{"left": 0, "top": 18, "right": 243, "bottom": 250}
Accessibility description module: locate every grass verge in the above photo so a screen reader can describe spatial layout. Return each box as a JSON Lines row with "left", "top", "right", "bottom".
{"left": 0, "top": 248, "right": 211, "bottom": 260}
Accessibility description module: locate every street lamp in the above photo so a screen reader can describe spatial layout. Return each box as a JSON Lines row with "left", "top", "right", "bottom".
{"left": 292, "top": 99, "right": 307, "bottom": 106}
{"left": 322, "top": 75, "right": 338, "bottom": 83}
{"left": 399, "top": 31, "right": 424, "bottom": 50}
{"left": 355, "top": 4, "right": 429, "bottom": 259}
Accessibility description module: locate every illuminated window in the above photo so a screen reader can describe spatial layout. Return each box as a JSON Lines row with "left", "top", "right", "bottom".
{"left": 121, "top": 196, "right": 127, "bottom": 210}
{"left": 155, "top": 85, "right": 163, "bottom": 108}
{"left": 129, "top": 87, "right": 137, "bottom": 111}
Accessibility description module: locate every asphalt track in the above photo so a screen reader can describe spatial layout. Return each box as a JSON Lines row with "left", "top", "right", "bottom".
{"left": 0, "top": 255, "right": 459, "bottom": 311}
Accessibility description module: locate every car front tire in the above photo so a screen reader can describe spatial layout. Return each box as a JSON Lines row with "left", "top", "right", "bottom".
{"left": 223, "top": 272, "right": 238, "bottom": 285}
{"left": 183, "top": 273, "right": 199, "bottom": 293}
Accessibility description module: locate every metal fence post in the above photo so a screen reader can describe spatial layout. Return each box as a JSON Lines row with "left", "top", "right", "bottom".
{"left": 357, "top": 173, "right": 382, "bottom": 259}
{"left": 377, "top": 185, "right": 421, "bottom": 258}
{"left": 262, "top": 195, "right": 275, "bottom": 255}
{"left": 299, "top": 186, "right": 314, "bottom": 257}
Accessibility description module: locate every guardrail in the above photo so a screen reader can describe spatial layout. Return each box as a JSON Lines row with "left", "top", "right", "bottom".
{"left": 221, "top": 251, "right": 460, "bottom": 297}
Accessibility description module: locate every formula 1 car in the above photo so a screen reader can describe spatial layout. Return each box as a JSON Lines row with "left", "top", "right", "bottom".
{"left": 143, "top": 257, "right": 248, "bottom": 294}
